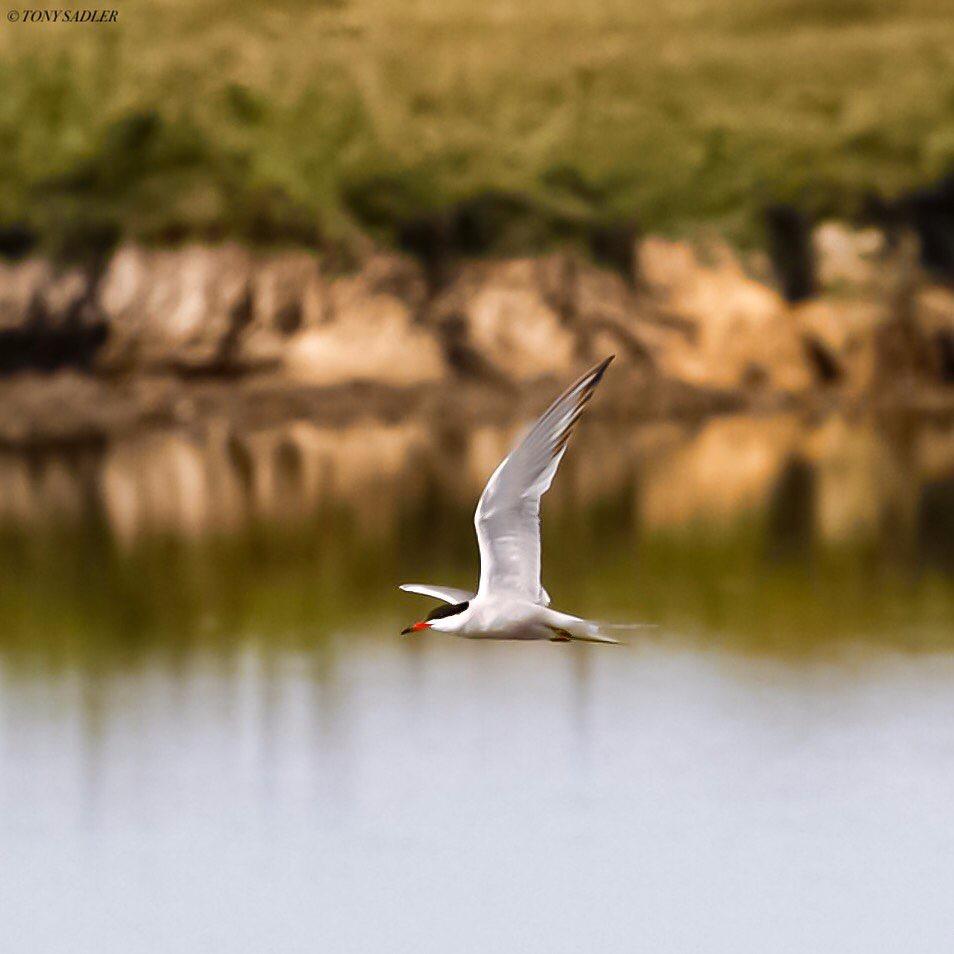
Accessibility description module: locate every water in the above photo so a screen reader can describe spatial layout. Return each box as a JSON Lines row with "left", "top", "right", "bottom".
{"left": 2, "top": 411, "right": 954, "bottom": 953}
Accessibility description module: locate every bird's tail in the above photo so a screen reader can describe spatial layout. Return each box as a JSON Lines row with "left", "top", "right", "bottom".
{"left": 568, "top": 629, "right": 624, "bottom": 645}
{"left": 542, "top": 608, "right": 649, "bottom": 645}
{"left": 591, "top": 621, "right": 659, "bottom": 644}
{"left": 572, "top": 622, "right": 658, "bottom": 644}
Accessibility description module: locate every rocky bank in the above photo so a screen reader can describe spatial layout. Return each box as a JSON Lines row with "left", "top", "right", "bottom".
{"left": 0, "top": 222, "right": 952, "bottom": 444}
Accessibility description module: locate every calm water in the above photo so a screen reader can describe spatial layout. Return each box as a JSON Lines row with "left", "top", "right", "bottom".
{"left": 2, "top": 412, "right": 954, "bottom": 953}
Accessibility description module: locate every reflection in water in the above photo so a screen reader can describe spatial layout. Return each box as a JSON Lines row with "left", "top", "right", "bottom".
{"left": 2, "top": 413, "right": 954, "bottom": 953}
{"left": 1, "top": 412, "right": 952, "bottom": 663}
{"left": 4, "top": 412, "right": 954, "bottom": 550}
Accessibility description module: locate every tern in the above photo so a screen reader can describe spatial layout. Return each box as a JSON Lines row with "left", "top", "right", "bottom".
{"left": 400, "top": 355, "right": 623, "bottom": 643}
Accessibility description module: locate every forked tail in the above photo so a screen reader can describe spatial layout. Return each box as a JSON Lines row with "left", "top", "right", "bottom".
{"left": 542, "top": 608, "right": 653, "bottom": 645}
{"left": 564, "top": 629, "right": 623, "bottom": 645}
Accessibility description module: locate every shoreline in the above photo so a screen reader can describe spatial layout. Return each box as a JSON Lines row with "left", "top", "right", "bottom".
{"left": 2, "top": 367, "right": 952, "bottom": 454}
{"left": 0, "top": 222, "right": 952, "bottom": 446}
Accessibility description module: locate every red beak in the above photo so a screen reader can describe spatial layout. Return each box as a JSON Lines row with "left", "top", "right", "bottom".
{"left": 401, "top": 621, "right": 431, "bottom": 635}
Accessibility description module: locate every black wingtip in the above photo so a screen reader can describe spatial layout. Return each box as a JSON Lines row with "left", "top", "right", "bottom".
{"left": 591, "top": 354, "right": 615, "bottom": 383}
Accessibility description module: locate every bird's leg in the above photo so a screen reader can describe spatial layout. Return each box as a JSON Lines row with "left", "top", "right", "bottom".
{"left": 548, "top": 627, "right": 573, "bottom": 642}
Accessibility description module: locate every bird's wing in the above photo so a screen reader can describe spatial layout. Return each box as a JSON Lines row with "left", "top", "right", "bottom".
{"left": 474, "top": 356, "right": 614, "bottom": 602}
{"left": 399, "top": 583, "right": 476, "bottom": 604}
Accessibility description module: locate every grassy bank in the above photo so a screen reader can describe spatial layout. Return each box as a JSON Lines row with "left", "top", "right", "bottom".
{"left": 2, "top": 0, "right": 954, "bottom": 257}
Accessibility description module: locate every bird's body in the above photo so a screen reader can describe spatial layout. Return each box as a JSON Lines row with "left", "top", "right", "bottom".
{"left": 419, "top": 596, "right": 603, "bottom": 642}
{"left": 399, "top": 356, "right": 623, "bottom": 644}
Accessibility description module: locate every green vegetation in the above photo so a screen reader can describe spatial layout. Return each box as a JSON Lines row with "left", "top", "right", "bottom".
{"left": 2, "top": 0, "right": 954, "bottom": 255}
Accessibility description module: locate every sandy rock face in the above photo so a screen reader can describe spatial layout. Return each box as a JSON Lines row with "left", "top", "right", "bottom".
{"left": 0, "top": 258, "right": 94, "bottom": 329}
{"left": 450, "top": 260, "right": 578, "bottom": 380}
{"left": 98, "top": 243, "right": 253, "bottom": 370}
{"left": 795, "top": 298, "right": 882, "bottom": 392}
{"left": 813, "top": 222, "right": 885, "bottom": 291}
{"left": 252, "top": 252, "right": 328, "bottom": 333}
{"left": 0, "top": 258, "right": 103, "bottom": 374}
{"left": 0, "top": 258, "right": 52, "bottom": 330}
{"left": 0, "top": 221, "right": 948, "bottom": 403}
{"left": 96, "top": 245, "right": 445, "bottom": 384}
{"left": 640, "top": 238, "right": 814, "bottom": 393}
{"left": 284, "top": 267, "right": 446, "bottom": 386}
{"left": 241, "top": 252, "right": 330, "bottom": 366}
{"left": 917, "top": 285, "right": 954, "bottom": 379}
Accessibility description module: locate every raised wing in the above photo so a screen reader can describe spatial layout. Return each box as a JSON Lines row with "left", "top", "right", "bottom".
{"left": 474, "top": 356, "right": 614, "bottom": 602}
{"left": 399, "top": 583, "right": 476, "bottom": 604}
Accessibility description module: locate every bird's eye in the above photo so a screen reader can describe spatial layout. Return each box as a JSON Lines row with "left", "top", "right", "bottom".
{"left": 425, "top": 600, "right": 470, "bottom": 621}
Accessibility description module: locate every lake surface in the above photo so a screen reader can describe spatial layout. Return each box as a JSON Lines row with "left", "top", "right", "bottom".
{"left": 2, "top": 411, "right": 954, "bottom": 953}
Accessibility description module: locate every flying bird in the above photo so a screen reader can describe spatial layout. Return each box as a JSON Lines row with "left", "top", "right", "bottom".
{"left": 400, "top": 355, "right": 623, "bottom": 643}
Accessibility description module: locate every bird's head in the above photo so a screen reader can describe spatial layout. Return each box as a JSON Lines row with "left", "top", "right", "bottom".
{"left": 401, "top": 600, "right": 470, "bottom": 635}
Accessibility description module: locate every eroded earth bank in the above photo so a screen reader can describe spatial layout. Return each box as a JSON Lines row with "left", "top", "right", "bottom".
{"left": 0, "top": 222, "right": 952, "bottom": 448}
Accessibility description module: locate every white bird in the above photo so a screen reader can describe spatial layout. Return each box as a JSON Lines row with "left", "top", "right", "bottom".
{"left": 400, "top": 355, "right": 623, "bottom": 643}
